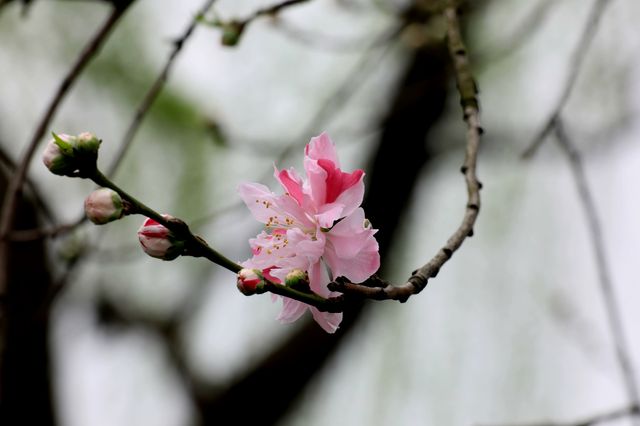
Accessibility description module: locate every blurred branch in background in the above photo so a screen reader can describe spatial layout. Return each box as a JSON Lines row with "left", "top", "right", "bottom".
{"left": 191, "top": 22, "right": 404, "bottom": 228}
{"left": 478, "top": 404, "right": 640, "bottom": 426}
{"left": 0, "top": 141, "right": 56, "bottom": 226}
{"left": 521, "top": 0, "right": 611, "bottom": 158}
{"left": 554, "top": 118, "right": 640, "bottom": 424}
{"left": 269, "top": 17, "right": 402, "bottom": 53}
{"left": 3, "top": 0, "right": 219, "bottom": 246}
{"left": 197, "top": 0, "right": 311, "bottom": 46}
{"left": 474, "top": 0, "right": 556, "bottom": 66}
{"left": 108, "top": 0, "right": 217, "bottom": 177}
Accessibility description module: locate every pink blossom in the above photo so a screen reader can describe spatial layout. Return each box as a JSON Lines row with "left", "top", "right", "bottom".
{"left": 238, "top": 133, "right": 380, "bottom": 333}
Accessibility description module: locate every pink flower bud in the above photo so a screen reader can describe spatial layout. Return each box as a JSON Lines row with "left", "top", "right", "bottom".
{"left": 42, "top": 133, "right": 73, "bottom": 175}
{"left": 84, "top": 188, "right": 124, "bottom": 225}
{"left": 137, "top": 215, "right": 184, "bottom": 260}
{"left": 237, "top": 268, "right": 264, "bottom": 295}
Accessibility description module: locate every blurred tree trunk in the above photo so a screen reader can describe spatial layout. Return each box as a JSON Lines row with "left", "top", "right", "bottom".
{"left": 0, "top": 167, "right": 56, "bottom": 425}
{"left": 195, "top": 17, "right": 450, "bottom": 426}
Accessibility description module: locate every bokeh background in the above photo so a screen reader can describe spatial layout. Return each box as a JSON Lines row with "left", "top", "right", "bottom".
{"left": 1, "top": 0, "right": 639, "bottom": 425}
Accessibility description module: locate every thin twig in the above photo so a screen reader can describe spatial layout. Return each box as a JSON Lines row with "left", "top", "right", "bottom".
{"left": 0, "top": 2, "right": 132, "bottom": 296}
{"left": 270, "top": 18, "right": 401, "bottom": 53}
{"left": 554, "top": 118, "right": 640, "bottom": 424}
{"left": 477, "top": 404, "right": 639, "bottom": 426}
{"left": 246, "top": 0, "right": 310, "bottom": 19}
{"left": 324, "top": 0, "right": 483, "bottom": 305}
{"left": 107, "top": 0, "right": 218, "bottom": 177}
{"left": 476, "top": 0, "right": 556, "bottom": 66}
{"left": 7, "top": 219, "right": 83, "bottom": 242}
{"left": 521, "top": 0, "right": 611, "bottom": 158}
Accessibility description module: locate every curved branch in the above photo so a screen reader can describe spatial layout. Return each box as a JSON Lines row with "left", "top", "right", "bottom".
{"left": 324, "top": 1, "right": 482, "bottom": 305}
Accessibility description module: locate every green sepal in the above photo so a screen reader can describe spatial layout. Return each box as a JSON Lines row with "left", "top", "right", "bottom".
{"left": 51, "top": 132, "right": 74, "bottom": 155}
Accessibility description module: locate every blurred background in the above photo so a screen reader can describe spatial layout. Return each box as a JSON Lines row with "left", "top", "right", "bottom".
{"left": 1, "top": 0, "right": 639, "bottom": 425}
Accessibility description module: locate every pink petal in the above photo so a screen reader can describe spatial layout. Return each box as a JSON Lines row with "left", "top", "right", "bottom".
{"left": 310, "top": 308, "right": 342, "bottom": 334}
{"left": 307, "top": 260, "right": 331, "bottom": 297}
{"left": 237, "top": 182, "right": 278, "bottom": 224}
{"left": 314, "top": 204, "right": 345, "bottom": 229}
{"left": 277, "top": 298, "right": 308, "bottom": 323}
{"left": 305, "top": 132, "right": 339, "bottom": 166}
{"left": 324, "top": 239, "right": 379, "bottom": 283}
{"left": 274, "top": 166, "right": 304, "bottom": 206}
{"left": 317, "top": 159, "right": 364, "bottom": 204}
{"left": 326, "top": 208, "right": 375, "bottom": 259}
{"left": 330, "top": 176, "right": 364, "bottom": 219}
{"left": 304, "top": 158, "right": 328, "bottom": 206}
{"left": 238, "top": 182, "right": 314, "bottom": 230}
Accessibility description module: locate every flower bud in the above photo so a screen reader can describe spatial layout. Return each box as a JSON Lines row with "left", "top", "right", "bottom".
{"left": 43, "top": 132, "right": 101, "bottom": 177}
{"left": 221, "top": 21, "right": 245, "bottom": 46}
{"left": 84, "top": 188, "right": 124, "bottom": 225}
{"left": 75, "top": 132, "right": 101, "bottom": 155}
{"left": 237, "top": 268, "right": 264, "bottom": 295}
{"left": 284, "top": 269, "right": 308, "bottom": 289}
{"left": 137, "top": 215, "right": 185, "bottom": 260}
{"left": 42, "top": 133, "right": 76, "bottom": 176}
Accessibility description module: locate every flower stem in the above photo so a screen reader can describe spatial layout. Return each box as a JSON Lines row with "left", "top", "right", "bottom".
{"left": 90, "top": 168, "right": 242, "bottom": 273}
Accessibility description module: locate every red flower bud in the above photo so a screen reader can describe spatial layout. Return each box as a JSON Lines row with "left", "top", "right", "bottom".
{"left": 237, "top": 268, "right": 264, "bottom": 295}
{"left": 137, "top": 215, "right": 184, "bottom": 260}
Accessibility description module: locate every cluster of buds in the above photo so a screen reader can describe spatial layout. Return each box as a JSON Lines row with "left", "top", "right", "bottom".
{"left": 42, "top": 132, "right": 101, "bottom": 177}
{"left": 43, "top": 131, "right": 189, "bottom": 262}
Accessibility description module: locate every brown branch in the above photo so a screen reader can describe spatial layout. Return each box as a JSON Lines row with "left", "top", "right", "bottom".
{"left": 477, "top": 404, "right": 640, "bottom": 426}
{"left": 554, "top": 118, "right": 640, "bottom": 423}
{"left": 107, "top": 0, "right": 218, "bottom": 177}
{"left": 323, "top": 1, "right": 482, "bottom": 306}
{"left": 521, "top": 0, "right": 610, "bottom": 159}
{"left": 0, "top": 1, "right": 132, "bottom": 296}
